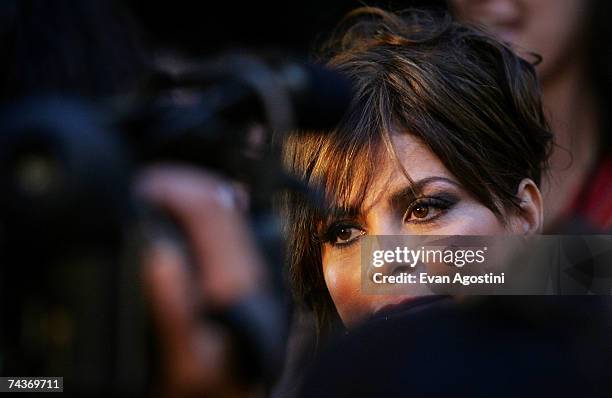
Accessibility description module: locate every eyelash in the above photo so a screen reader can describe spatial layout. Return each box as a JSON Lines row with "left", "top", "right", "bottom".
{"left": 403, "top": 197, "right": 454, "bottom": 224}
{"left": 320, "top": 195, "right": 457, "bottom": 248}
{"left": 318, "top": 221, "right": 364, "bottom": 249}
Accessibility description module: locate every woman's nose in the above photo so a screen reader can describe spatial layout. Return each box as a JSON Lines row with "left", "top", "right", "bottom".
{"left": 368, "top": 214, "right": 405, "bottom": 236}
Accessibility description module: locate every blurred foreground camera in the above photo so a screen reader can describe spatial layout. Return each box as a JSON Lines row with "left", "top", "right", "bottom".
{"left": 0, "top": 53, "right": 351, "bottom": 395}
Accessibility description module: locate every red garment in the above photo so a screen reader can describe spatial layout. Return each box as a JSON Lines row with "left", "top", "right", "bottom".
{"left": 567, "top": 156, "right": 612, "bottom": 231}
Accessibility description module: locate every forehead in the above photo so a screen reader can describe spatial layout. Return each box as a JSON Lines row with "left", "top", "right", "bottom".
{"left": 361, "top": 133, "right": 455, "bottom": 210}
{"left": 392, "top": 134, "right": 450, "bottom": 179}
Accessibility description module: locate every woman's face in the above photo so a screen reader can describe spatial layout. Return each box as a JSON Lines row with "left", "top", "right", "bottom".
{"left": 320, "top": 134, "right": 541, "bottom": 327}
{"left": 450, "top": 0, "right": 587, "bottom": 80}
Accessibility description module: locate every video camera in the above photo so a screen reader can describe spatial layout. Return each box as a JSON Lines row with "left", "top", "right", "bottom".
{"left": 0, "top": 53, "right": 351, "bottom": 395}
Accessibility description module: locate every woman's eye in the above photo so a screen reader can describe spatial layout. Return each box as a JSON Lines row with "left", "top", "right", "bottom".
{"left": 404, "top": 198, "right": 451, "bottom": 223}
{"left": 331, "top": 226, "right": 365, "bottom": 245}
{"left": 411, "top": 204, "right": 430, "bottom": 219}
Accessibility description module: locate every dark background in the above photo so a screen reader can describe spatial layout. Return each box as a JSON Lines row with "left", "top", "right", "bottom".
{"left": 0, "top": 0, "right": 446, "bottom": 100}
{"left": 126, "top": 0, "right": 446, "bottom": 55}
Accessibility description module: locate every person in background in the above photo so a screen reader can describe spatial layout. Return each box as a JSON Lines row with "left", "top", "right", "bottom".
{"left": 450, "top": 0, "right": 612, "bottom": 232}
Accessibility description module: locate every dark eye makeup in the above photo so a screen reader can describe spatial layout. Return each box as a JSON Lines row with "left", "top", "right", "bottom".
{"left": 403, "top": 193, "right": 458, "bottom": 224}
{"left": 318, "top": 192, "right": 459, "bottom": 249}
{"left": 317, "top": 221, "right": 365, "bottom": 249}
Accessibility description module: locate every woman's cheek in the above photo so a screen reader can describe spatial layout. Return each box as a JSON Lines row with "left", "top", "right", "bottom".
{"left": 431, "top": 203, "right": 507, "bottom": 235}
{"left": 322, "top": 249, "right": 367, "bottom": 325}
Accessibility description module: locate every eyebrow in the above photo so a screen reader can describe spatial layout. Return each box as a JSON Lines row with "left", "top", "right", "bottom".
{"left": 388, "top": 176, "right": 459, "bottom": 210}
{"left": 319, "top": 176, "right": 459, "bottom": 229}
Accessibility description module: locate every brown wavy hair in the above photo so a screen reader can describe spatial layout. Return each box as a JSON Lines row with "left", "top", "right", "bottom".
{"left": 281, "top": 6, "right": 553, "bottom": 339}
